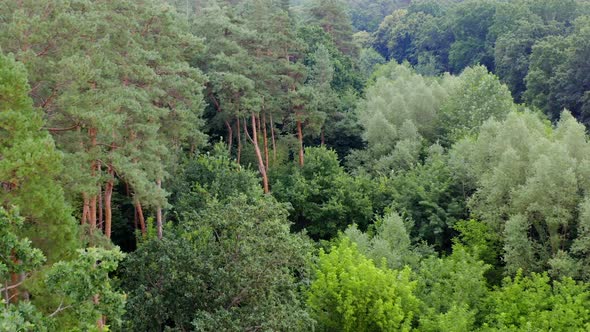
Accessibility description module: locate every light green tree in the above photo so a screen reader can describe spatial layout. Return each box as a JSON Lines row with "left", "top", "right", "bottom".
{"left": 307, "top": 238, "right": 419, "bottom": 331}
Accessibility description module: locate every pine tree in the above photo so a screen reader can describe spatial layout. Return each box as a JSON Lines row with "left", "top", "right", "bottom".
{"left": 0, "top": 52, "right": 78, "bottom": 261}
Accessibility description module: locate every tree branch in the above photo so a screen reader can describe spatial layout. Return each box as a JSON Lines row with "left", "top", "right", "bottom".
{"left": 0, "top": 279, "right": 25, "bottom": 293}
{"left": 43, "top": 124, "right": 79, "bottom": 132}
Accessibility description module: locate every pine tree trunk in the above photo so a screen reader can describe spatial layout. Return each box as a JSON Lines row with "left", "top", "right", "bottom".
{"left": 89, "top": 194, "right": 97, "bottom": 231}
{"left": 270, "top": 113, "right": 277, "bottom": 162}
{"left": 97, "top": 162, "right": 103, "bottom": 231}
{"left": 98, "top": 185, "right": 103, "bottom": 231}
{"left": 245, "top": 113, "right": 269, "bottom": 193}
{"left": 104, "top": 165, "right": 114, "bottom": 239}
{"left": 82, "top": 194, "right": 90, "bottom": 225}
{"left": 156, "top": 179, "right": 163, "bottom": 240}
{"left": 262, "top": 113, "right": 269, "bottom": 170}
{"left": 297, "top": 119, "right": 304, "bottom": 167}
{"left": 236, "top": 117, "right": 242, "bottom": 164}
{"left": 135, "top": 201, "right": 147, "bottom": 236}
{"left": 321, "top": 127, "right": 325, "bottom": 146}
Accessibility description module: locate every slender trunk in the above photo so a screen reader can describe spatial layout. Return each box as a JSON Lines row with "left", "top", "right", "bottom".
{"left": 236, "top": 117, "right": 242, "bottom": 164}
{"left": 225, "top": 120, "right": 233, "bottom": 154}
{"left": 82, "top": 194, "right": 90, "bottom": 225}
{"left": 97, "top": 163, "right": 103, "bottom": 231}
{"left": 296, "top": 119, "right": 304, "bottom": 167}
{"left": 244, "top": 114, "right": 269, "bottom": 193}
{"left": 270, "top": 113, "right": 277, "bottom": 162}
{"left": 320, "top": 128, "right": 325, "bottom": 146}
{"left": 135, "top": 201, "right": 146, "bottom": 236}
{"left": 89, "top": 194, "right": 97, "bottom": 231}
{"left": 156, "top": 179, "right": 163, "bottom": 240}
{"left": 104, "top": 165, "right": 114, "bottom": 239}
{"left": 262, "top": 113, "right": 269, "bottom": 170}
{"left": 98, "top": 185, "right": 103, "bottom": 231}
{"left": 256, "top": 114, "right": 262, "bottom": 135}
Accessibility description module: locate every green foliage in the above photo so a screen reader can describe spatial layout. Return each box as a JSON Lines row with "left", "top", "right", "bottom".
{"left": 0, "top": 301, "right": 47, "bottom": 332}
{"left": 297, "top": 25, "right": 363, "bottom": 93}
{"left": 451, "top": 110, "right": 590, "bottom": 278}
{"left": 0, "top": 207, "right": 45, "bottom": 283}
{"left": 0, "top": 51, "right": 78, "bottom": 261}
{"left": 440, "top": 65, "right": 515, "bottom": 145}
{"left": 271, "top": 147, "right": 374, "bottom": 239}
{"left": 348, "top": 0, "right": 410, "bottom": 32}
{"left": 170, "top": 144, "right": 262, "bottom": 215}
{"left": 416, "top": 246, "right": 490, "bottom": 331}
{"left": 307, "top": 238, "right": 419, "bottom": 331}
{"left": 0, "top": 0, "right": 207, "bottom": 222}
{"left": 123, "top": 152, "right": 312, "bottom": 331}
{"left": 304, "top": 0, "right": 357, "bottom": 56}
{"left": 525, "top": 16, "right": 590, "bottom": 125}
{"left": 482, "top": 272, "right": 590, "bottom": 331}
{"left": 355, "top": 62, "right": 451, "bottom": 173}
{"left": 387, "top": 145, "right": 467, "bottom": 250}
{"left": 46, "top": 248, "right": 126, "bottom": 331}
{"left": 345, "top": 211, "right": 421, "bottom": 270}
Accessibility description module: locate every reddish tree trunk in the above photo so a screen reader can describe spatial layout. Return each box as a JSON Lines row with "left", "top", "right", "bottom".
{"left": 297, "top": 119, "right": 304, "bottom": 167}
{"left": 135, "top": 201, "right": 146, "bottom": 236}
{"left": 244, "top": 114, "right": 269, "bottom": 193}
{"left": 97, "top": 162, "right": 103, "bottom": 231}
{"left": 89, "top": 194, "right": 97, "bottom": 231}
{"left": 104, "top": 165, "right": 114, "bottom": 239}
{"left": 262, "top": 113, "right": 269, "bottom": 170}
{"left": 156, "top": 179, "right": 163, "bottom": 240}
{"left": 82, "top": 193, "right": 90, "bottom": 225}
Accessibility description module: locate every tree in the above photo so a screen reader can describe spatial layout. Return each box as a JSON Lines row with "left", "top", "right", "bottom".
{"left": 354, "top": 62, "right": 452, "bottom": 173}
{"left": 0, "top": 0, "right": 207, "bottom": 240}
{"left": 345, "top": 211, "right": 421, "bottom": 270}
{"left": 0, "top": 52, "right": 78, "bottom": 261}
{"left": 450, "top": 110, "right": 590, "bottom": 278}
{"left": 122, "top": 194, "right": 312, "bottom": 331}
{"left": 0, "top": 207, "right": 45, "bottom": 306}
{"left": 271, "top": 147, "right": 374, "bottom": 239}
{"left": 439, "top": 65, "right": 515, "bottom": 145}
{"left": 482, "top": 272, "right": 590, "bottom": 331}
{"left": 387, "top": 145, "right": 467, "bottom": 250}
{"left": 0, "top": 207, "right": 125, "bottom": 331}
{"left": 416, "top": 246, "right": 490, "bottom": 331}
{"left": 305, "top": 0, "right": 357, "bottom": 56}
{"left": 307, "top": 238, "right": 419, "bottom": 332}
{"left": 45, "top": 248, "right": 126, "bottom": 331}
{"left": 123, "top": 150, "right": 312, "bottom": 331}
{"left": 446, "top": 0, "right": 497, "bottom": 72}
{"left": 526, "top": 16, "right": 590, "bottom": 126}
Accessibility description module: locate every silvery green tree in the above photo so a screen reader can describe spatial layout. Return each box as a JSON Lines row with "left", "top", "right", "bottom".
{"left": 450, "top": 110, "right": 590, "bottom": 279}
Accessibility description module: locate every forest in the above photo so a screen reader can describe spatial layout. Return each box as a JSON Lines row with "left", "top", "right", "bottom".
{"left": 3, "top": 0, "right": 590, "bottom": 331}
